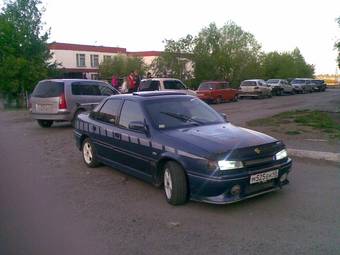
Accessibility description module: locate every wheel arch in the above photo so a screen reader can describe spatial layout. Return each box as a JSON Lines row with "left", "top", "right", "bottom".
{"left": 154, "top": 155, "right": 188, "bottom": 187}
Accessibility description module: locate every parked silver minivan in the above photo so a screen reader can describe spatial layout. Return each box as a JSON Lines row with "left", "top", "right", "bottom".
{"left": 30, "top": 79, "right": 119, "bottom": 127}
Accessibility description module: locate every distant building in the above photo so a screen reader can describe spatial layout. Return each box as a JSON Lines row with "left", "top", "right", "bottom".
{"left": 48, "top": 42, "right": 162, "bottom": 79}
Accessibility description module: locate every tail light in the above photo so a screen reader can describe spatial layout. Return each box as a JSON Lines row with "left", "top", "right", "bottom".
{"left": 58, "top": 92, "right": 67, "bottom": 109}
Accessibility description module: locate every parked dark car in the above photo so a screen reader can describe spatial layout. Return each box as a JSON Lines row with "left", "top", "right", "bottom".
{"left": 74, "top": 91, "right": 292, "bottom": 205}
{"left": 196, "top": 81, "right": 238, "bottom": 103}
{"left": 310, "top": 80, "right": 326, "bottom": 92}
{"left": 30, "top": 79, "right": 119, "bottom": 127}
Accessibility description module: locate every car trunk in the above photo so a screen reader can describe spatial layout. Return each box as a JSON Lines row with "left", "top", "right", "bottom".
{"left": 30, "top": 81, "right": 65, "bottom": 114}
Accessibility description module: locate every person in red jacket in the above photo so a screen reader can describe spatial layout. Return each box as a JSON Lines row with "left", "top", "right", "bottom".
{"left": 127, "top": 71, "right": 136, "bottom": 93}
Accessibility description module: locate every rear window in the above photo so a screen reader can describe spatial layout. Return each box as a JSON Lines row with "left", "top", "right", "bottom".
{"left": 32, "top": 81, "right": 64, "bottom": 98}
{"left": 139, "top": 80, "right": 160, "bottom": 91}
{"left": 241, "top": 81, "right": 257, "bottom": 86}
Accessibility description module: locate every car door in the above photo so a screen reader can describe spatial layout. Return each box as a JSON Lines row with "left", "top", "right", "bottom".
{"left": 115, "top": 100, "right": 153, "bottom": 178}
{"left": 89, "top": 98, "right": 123, "bottom": 163}
{"left": 221, "top": 82, "right": 234, "bottom": 101}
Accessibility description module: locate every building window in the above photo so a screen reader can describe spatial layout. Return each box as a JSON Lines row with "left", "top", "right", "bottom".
{"left": 103, "top": 55, "right": 112, "bottom": 61}
{"left": 76, "top": 53, "right": 86, "bottom": 67}
{"left": 91, "top": 73, "right": 99, "bottom": 80}
{"left": 91, "top": 54, "right": 99, "bottom": 67}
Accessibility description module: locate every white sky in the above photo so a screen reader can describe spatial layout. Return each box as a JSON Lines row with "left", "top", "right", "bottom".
{"left": 3, "top": 0, "right": 340, "bottom": 74}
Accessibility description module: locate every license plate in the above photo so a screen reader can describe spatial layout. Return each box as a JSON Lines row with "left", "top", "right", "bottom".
{"left": 250, "top": 169, "right": 279, "bottom": 184}
{"left": 36, "top": 104, "right": 51, "bottom": 112}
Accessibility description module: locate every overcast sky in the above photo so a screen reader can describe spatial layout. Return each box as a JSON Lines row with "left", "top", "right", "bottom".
{"left": 5, "top": 0, "right": 340, "bottom": 74}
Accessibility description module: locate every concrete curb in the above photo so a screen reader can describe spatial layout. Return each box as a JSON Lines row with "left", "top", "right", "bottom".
{"left": 288, "top": 148, "right": 340, "bottom": 163}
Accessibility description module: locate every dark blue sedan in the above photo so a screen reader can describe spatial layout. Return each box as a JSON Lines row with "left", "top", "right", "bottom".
{"left": 74, "top": 91, "right": 292, "bottom": 205}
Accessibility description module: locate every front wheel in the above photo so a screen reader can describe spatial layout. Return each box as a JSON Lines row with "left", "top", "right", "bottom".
{"left": 37, "top": 119, "right": 53, "bottom": 128}
{"left": 82, "top": 138, "right": 100, "bottom": 168}
{"left": 163, "top": 161, "right": 188, "bottom": 205}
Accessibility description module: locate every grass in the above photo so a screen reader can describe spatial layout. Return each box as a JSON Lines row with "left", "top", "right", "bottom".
{"left": 248, "top": 110, "right": 340, "bottom": 139}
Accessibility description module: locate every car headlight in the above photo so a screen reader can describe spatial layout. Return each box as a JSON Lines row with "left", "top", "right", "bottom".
{"left": 275, "top": 149, "right": 288, "bottom": 160}
{"left": 218, "top": 160, "right": 244, "bottom": 170}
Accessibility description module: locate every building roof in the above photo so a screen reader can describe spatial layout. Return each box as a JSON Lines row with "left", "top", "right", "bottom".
{"left": 49, "top": 42, "right": 163, "bottom": 57}
{"left": 49, "top": 42, "right": 127, "bottom": 54}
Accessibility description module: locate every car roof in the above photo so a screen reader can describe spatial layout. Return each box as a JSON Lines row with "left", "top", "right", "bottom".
{"left": 39, "top": 79, "right": 108, "bottom": 83}
{"left": 242, "top": 79, "right": 263, "bottom": 82}
{"left": 141, "top": 78, "right": 181, "bottom": 82}
{"left": 200, "top": 81, "right": 228, "bottom": 84}
{"left": 106, "top": 91, "right": 190, "bottom": 102}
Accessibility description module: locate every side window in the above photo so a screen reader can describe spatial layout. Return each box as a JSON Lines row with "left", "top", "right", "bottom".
{"left": 72, "top": 82, "right": 101, "bottom": 96}
{"left": 150, "top": 81, "right": 160, "bottom": 90}
{"left": 222, "top": 83, "right": 229, "bottom": 89}
{"left": 99, "top": 85, "right": 116, "bottom": 96}
{"left": 164, "top": 80, "right": 186, "bottom": 90}
{"left": 119, "top": 101, "right": 145, "bottom": 129}
{"left": 97, "top": 99, "right": 122, "bottom": 124}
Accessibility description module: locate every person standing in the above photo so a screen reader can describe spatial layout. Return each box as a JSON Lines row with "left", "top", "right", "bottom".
{"left": 111, "top": 75, "right": 118, "bottom": 89}
{"left": 134, "top": 70, "right": 141, "bottom": 91}
{"left": 127, "top": 71, "right": 136, "bottom": 93}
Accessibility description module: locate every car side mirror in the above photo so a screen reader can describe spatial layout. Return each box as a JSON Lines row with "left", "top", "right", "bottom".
{"left": 129, "top": 121, "right": 147, "bottom": 133}
{"left": 219, "top": 113, "right": 228, "bottom": 122}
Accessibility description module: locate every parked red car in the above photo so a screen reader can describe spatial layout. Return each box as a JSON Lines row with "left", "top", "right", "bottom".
{"left": 196, "top": 81, "right": 238, "bottom": 104}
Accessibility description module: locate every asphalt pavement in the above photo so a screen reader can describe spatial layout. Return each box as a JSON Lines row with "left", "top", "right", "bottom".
{"left": 1, "top": 91, "right": 340, "bottom": 255}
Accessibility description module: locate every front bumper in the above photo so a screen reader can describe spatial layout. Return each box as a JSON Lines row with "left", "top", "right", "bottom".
{"left": 187, "top": 158, "right": 292, "bottom": 204}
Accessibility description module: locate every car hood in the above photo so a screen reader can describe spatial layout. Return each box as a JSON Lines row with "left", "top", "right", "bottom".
{"left": 164, "top": 123, "right": 277, "bottom": 157}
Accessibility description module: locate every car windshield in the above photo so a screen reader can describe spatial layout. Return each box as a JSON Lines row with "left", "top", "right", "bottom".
{"left": 291, "top": 80, "right": 305, "bottom": 84}
{"left": 267, "top": 79, "right": 279, "bottom": 84}
{"left": 144, "top": 97, "right": 225, "bottom": 129}
{"left": 198, "top": 83, "right": 213, "bottom": 90}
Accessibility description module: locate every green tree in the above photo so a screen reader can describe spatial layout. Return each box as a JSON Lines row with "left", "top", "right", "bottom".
{"left": 150, "top": 35, "right": 194, "bottom": 80}
{"left": 98, "top": 55, "right": 146, "bottom": 80}
{"left": 193, "top": 22, "right": 263, "bottom": 86}
{"left": 0, "top": 0, "right": 54, "bottom": 97}
{"left": 262, "top": 48, "right": 314, "bottom": 80}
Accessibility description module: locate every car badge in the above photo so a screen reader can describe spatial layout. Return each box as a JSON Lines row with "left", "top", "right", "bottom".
{"left": 254, "top": 148, "right": 261, "bottom": 154}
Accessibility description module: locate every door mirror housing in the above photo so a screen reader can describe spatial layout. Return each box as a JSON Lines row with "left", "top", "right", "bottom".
{"left": 129, "top": 121, "right": 148, "bottom": 133}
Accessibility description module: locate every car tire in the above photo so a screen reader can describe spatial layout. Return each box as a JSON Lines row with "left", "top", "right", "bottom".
{"left": 37, "top": 119, "right": 53, "bottom": 128}
{"left": 72, "top": 109, "right": 85, "bottom": 128}
{"left": 232, "top": 95, "right": 238, "bottom": 102}
{"left": 163, "top": 161, "right": 188, "bottom": 205}
{"left": 214, "top": 97, "right": 222, "bottom": 104}
{"left": 82, "top": 138, "right": 100, "bottom": 168}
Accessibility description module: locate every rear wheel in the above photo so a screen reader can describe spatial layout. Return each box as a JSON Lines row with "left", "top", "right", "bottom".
{"left": 163, "top": 161, "right": 188, "bottom": 205}
{"left": 82, "top": 138, "right": 100, "bottom": 168}
{"left": 37, "top": 119, "right": 53, "bottom": 128}
{"left": 232, "top": 94, "right": 238, "bottom": 102}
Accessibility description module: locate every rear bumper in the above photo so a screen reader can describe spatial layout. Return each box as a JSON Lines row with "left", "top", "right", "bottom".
{"left": 30, "top": 110, "right": 71, "bottom": 121}
{"left": 188, "top": 158, "right": 292, "bottom": 204}
{"left": 238, "top": 92, "right": 262, "bottom": 97}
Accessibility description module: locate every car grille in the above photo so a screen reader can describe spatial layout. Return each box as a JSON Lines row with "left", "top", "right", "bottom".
{"left": 243, "top": 156, "right": 275, "bottom": 167}
{"left": 245, "top": 181, "right": 275, "bottom": 194}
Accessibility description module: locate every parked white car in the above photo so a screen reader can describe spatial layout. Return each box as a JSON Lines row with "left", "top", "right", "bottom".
{"left": 239, "top": 79, "right": 272, "bottom": 98}
{"left": 291, "top": 78, "right": 313, "bottom": 94}
{"left": 267, "top": 79, "right": 294, "bottom": 95}
{"left": 138, "top": 78, "right": 197, "bottom": 96}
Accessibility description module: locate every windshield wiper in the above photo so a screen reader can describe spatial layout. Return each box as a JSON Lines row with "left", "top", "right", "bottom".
{"left": 160, "top": 112, "right": 203, "bottom": 125}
